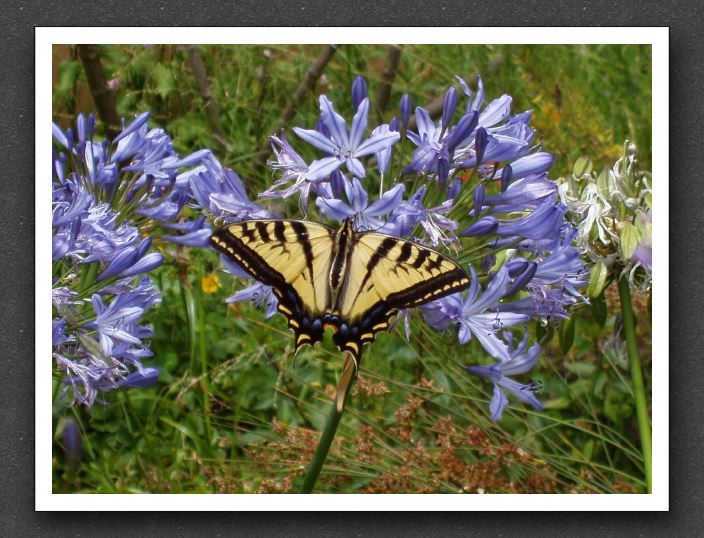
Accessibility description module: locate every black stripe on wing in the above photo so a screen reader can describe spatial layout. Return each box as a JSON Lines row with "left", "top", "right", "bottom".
{"left": 210, "top": 223, "right": 324, "bottom": 352}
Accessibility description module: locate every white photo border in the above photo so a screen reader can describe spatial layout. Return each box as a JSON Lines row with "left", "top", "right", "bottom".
{"left": 37, "top": 26, "right": 669, "bottom": 511}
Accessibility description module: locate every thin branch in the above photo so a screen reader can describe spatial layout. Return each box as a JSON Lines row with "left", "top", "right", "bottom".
{"left": 77, "top": 45, "right": 121, "bottom": 139}
{"left": 254, "top": 44, "right": 338, "bottom": 170}
{"left": 374, "top": 45, "right": 403, "bottom": 120}
{"left": 186, "top": 45, "right": 229, "bottom": 149}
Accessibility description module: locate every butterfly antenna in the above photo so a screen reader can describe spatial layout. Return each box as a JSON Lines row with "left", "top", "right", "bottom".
{"left": 335, "top": 351, "right": 358, "bottom": 413}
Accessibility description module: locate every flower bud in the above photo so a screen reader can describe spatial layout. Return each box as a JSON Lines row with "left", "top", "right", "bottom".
{"left": 501, "top": 164, "right": 513, "bottom": 192}
{"left": 441, "top": 86, "right": 458, "bottom": 128}
{"left": 475, "top": 127, "right": 488, "bottom": 166}
{"left": 473, "top": 183, "right": 485, "bottom": 216}
{"left": 351, "top": 76, "right": 368, "bottom": 111}
{"left": 400, "top": 93, "right": 412, "bottom": 130}
{"left": 461, "top": 216, "right": 498, "bottom": 237}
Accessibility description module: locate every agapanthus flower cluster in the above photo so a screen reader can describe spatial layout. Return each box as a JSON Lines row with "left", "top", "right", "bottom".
{"left": 187, "top": 75, "right": 588, "bottom": 421}
{"left": 52, "top": 112, "right": 211, "bottom": 405}
{"left": 557, "top": 142, "right": 652, "bottom": 295}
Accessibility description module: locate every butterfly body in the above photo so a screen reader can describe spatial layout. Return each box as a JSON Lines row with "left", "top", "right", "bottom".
{"left": 210, "top": 218, "right": 469, "bottom": 363}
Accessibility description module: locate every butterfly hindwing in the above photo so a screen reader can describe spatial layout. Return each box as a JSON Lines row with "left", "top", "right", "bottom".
{"left": 210, "top": 219, "right": 335, "bottom": 351}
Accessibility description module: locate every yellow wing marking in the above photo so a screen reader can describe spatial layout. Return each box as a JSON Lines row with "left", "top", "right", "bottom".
{"left": 221, "top": 220, "right": 335, "bottom": 316}
{"left": 336, "top": 232, "right": 468, "bottom": 323}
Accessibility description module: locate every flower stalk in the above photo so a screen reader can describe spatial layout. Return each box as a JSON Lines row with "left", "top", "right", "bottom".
{"left": 299, "top": 353, "right": 356, "bottom": 493}
{"left": 617, "top": 274, "right": 652, "bottom": 493}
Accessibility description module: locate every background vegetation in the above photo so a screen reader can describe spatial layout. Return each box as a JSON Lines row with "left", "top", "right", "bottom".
{"left": 52, "top": 44, "right": 652, "bottom": 493}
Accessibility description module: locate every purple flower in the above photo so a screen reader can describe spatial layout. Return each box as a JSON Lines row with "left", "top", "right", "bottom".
{"left": 496, "top": 152, "right": 554, "bottom": 183}
{"left": 495, "top": 196, "right": 565, "bottom": 243}
{"left": 405, "top": 107, "right": 478, "bottom": 182}
{"left": 423, "top": 266, "right": 529, "bottom": 361}
{"left": 84, "top": 293, "right": 146, "bottom": 356}
{"left": 529, "top": 226, "right": 589, "bottom": 299}
{"left": 53, "top": 318, "right": 72, "bottom": 346}
{"left": 484, "top": 172, "right": 557, "bottom": 214}
{"left": 633, "top": 211, "right": 652, "bottom": 269}
{"left": 226, "top": 283, "right": 278, "bottom": 319}
{"left": 351, "top": 76, "right": 368, "bottom": 111}
{"left": 96, "top": 238, "right": 163, "bottom": 281}
{"left": 61, "top": 419, "right": 82, "bottom": 465}
{"left": 162, "top": 216, "right": 213, "bottom": 247}
{"left": 316, "top": 177, "right": 404, "bottom": 232}
{"left": 389, "top": 186, "right": 459, "bottom": 246}
{"left": 467, "top": 331, "right": 542, "bottom": 421}
{"left": 293, "top": 96, "right": 400, "bottom": 179}
{"left": 371, "top": 123, "right": 395, "bottom": 174}
{"left": 187, "top": 154, "right": 274, "bottom": 222}
{"left": 98, "top": 367, "right": 160, "bottom": 390}
{"left": 400, "top": 93, "right": 412, "bottom": 130}
{"left": 259, "top": 132, "right": 323, "bottom": 209}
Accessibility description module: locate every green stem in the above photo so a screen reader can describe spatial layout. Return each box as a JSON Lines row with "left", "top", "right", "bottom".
{"left": 78, "top": 261, "right": 100, "bottom": 295}
{"left": 617, "top": 274, "right": 652, "bottom": 493}
{"left": 299, "top": 379, "right": 353, "bottom": 493}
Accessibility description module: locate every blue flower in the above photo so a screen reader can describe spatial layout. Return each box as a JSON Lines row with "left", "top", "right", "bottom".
{"left": 84, "top": 293, "right": 146, "bottom": 356}
{"left": 316, "top": 177, "right": 404, "bottom": 232}
{"left": 293, "top": 95, "right": 400, "bottom": 180}
{"left": 423, "top": 266, "right": 529, "bottom": 361}
{"left": 467, "top": 330, "right": 542, "bottom": 421}
{"left": 226, "top": 283, "right": 278, "bottom": 319}
{"left": 162, "top": 216, "right": 213, "bottom": 247}
{"left": 370, "top": 123, "right": 395, "bottom": 175}
{"left": 351, "top": 76, "right": 368, "bottom": 111}
{"left": 389, "top": 186, "right": 459, "bottom": 246}
{"left": 405, "top": 107, "right": 478, "bottom": 182}
{"left": 259, "top": 132, "right": 323, "bottom": 209}
{"left": 495, "top": 196, "right": 565, "bottom": 243}
{"left": 96, "top": 237, "right": 163, "bottom": 281}
{"left": 186, "top": 154, "right": 274, "bottom": 222}
{"left": 483, "top": 170, "right": 557, "bottom": 214}
{"left": 53, "top": 318, "right": 72, "bottom": 346}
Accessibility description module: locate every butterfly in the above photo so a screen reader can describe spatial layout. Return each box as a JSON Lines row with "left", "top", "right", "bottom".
{"left": 210, "top": 218, "right": 470, "bottom": 367}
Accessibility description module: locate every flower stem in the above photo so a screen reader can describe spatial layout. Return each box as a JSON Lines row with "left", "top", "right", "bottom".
{"left": 299, "top": 357, "right": 355, "bottom": 493}
{"left": 617, "top": 274, "right": 652, "bottom": 493}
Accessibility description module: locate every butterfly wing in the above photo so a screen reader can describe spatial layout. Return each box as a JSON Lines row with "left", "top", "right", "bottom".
{"left": 210, "top": 219, "right": 335, "bottom": 351}
{"left": 332, "top": 232, "right": 470, "bottom": 361}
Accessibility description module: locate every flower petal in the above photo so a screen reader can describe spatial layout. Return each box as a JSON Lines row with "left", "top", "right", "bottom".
{"left": 365, "top": 183, "right": 405, "bottom": 217}
{"left": 345, "top": 157, "right": 366, "bottom": 179}
{"left": 319, "top": 95, "right": 349, "bottom": 148}
{"left": 316, "top": 197, "right": 356, "bottom": 221}
{"left": 292, "top": 127, "right": 339, "bottom": 154}
{"left": 349, "top": 98, "right": 369, "bottom": 149}
{"left": 489, "top": 384, "right": 509, "bottom": 421}
{"left": 353, "top": 130, "right": 400, "bottom": 158}
{"left": 306, "top": 156, "right": 344, "bottom": 180}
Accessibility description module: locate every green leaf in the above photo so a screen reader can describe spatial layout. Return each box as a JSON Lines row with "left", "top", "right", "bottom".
{"left": 590, "top": 291, "right": 608, "bottom": 327}
{"left": 572, "top": 155, "right": 592, "bottom": 178}
{"left": 542, "top": 397, "right": 571, "bottom": 410}
{"left": 620, "top": 221, "right": 639, "bottom": 259}
{"left": 559, "top": 316, "right": 576, "bottom": 354}
{"left": 586, "top": 261, "right": 609, "bottom": 299}
{"left": 152, "top": 63, "right": 175, "bottom": 99}
{"left": 56, "top": 60, "right": 82, "bottom": 94}
{"left": 596, "top": 166, "right": 611, "bottom": 197}
{"left": 564, "top": 361, "right": 596, "bottom": 377}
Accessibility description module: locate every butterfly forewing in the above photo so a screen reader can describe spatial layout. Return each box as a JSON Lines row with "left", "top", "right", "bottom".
{"left": 210, "top": 219, "right": 335, "bottom": 348}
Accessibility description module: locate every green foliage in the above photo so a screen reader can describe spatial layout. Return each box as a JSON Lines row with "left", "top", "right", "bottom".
{"left": 52, "top": 44, "right": 651, "bottom": 494}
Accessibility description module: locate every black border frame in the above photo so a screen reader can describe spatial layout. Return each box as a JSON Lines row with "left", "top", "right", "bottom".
{"left": 3, "top": 0, "right": 699, "bottom": 535}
